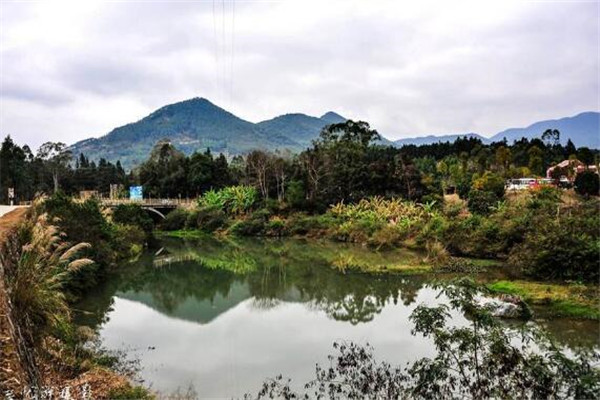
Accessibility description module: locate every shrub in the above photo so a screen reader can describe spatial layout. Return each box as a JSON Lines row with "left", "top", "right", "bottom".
{"left": 112, "top": 204, "right": 154, "bottom": 240}
{"left": 467, "top": 190, "right": 498, "bottom": 215}
{"left": 42, "top": 192, "right": 115, "bottom": 269}
{"left": 574, "top": 170, "right": 600, "bottom": 196}
{"left": 424, "top": 240, "right": 449, "bottom": 266}
{"left": 196, "top": 206, "right": 227, "bottom": 232}
{"left": 285, "top": 214, "right": 335, "bottom": 236}
{"left": 508, "top": 200, "right": 599, "bottom": 282}
{"left": 161, "top": 208, "right": 189, "bottom": 230}
{"left": 113, "top": 224, "right": 146, "bottom": 258}
{"left": 198, "top": 185, "right": 257, "bottom": 214}
{"left": 472, "top": 171, "right": 506, "bottom": 198}
{"left": 370, "top": 224, "right": 406, "bottom": 248}
{"left": 229, "top": 209, "right": 270, "bottom": 236}
{"left": 266, "top": 217, "right": 286, "bottom": 237}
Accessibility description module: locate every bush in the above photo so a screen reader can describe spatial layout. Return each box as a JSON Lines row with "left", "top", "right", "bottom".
{"left": 112, "top": 204, "right": 154, "bottom": 240}
{"left": 113, "top": 224, "right": 146, "bottom": 258}
{"left": 198, "top": 185, "right": 257, "bottom": 214}
{"left": 472, "top": 171, "right": 506, "bottom": 198}
{"left": 285, "top": 214, "right": 334, "bottom": 236}
{"left": 229, "top": 209, "right": 271, "bottom": 236}
{"left": 467, "top": 190, "right": 498, "bottom": 215}
{"left": 266, "top": 217, "right": 286, "bottom": 237}
{"left": 42, "top": 192, "right": 116, "bottom": 276}
{"left": 196, "top": 206, "right": 227, "bottom": 232}
{"left": 370, "top": 224, "right": 406, "bottom": 248}
{"left": 574, "top": 170, "right": 600, "bottom": 196}
{"left": 161, "top": 208, "right": 189, "bottom": 230}
{"left": 508, "top": 200, "right": 599, "bottom": 282}
{"left": 424, "top": 240, "right": 449, "bottom": 266}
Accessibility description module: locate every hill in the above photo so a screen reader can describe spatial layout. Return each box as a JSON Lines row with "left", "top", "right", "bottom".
{"left": 257, "top": 113, "right": 342, "bottom": 147}
{"left": 490, "top": 111, "right": 599, "bottom": 148}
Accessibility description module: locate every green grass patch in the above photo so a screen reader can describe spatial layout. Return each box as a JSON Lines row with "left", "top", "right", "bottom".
{"left": 487, "top": 280, "right": 599, "bottom": 320}
{"left": 155, "top": 229, "right": 212, "bottom": 239}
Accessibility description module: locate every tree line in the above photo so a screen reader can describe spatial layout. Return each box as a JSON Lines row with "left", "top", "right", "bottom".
{"left": 1, "top": 123, "right": 598, "bottom": 205}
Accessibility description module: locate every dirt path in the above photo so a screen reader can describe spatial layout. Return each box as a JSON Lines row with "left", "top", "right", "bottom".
{"left": 0, "top": 206, "right": 31, "bottom": 395}
{"left": 0, "top": 207, "right": 29, "bottom": 243}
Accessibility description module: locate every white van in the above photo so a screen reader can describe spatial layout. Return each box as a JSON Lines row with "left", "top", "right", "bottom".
{"left": 505, "top": 178, "right": 538, "bottom": 191}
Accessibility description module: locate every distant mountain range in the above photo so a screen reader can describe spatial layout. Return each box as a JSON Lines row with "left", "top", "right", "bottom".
{"left": 393, "top": 133, "right": 489, "bottom": 147}
{"left": 394, "top": 112, "right": 599, "bottom": 149}
{"left": 69, "top": 97, "right": 599, "bottom": 169}
{"left": 488, "top": 111, "right": 599, "bottom": 147}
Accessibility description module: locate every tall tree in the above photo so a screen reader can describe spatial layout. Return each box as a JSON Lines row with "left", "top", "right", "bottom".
{"left": 36, "top": 142, "right": 72, "bottom": 194}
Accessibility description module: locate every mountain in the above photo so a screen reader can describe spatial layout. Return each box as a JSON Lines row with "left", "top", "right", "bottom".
{"left": 393, "top": 133, "right": 489, "bottom": 147}
{"left": 490, "top": 112, "right": 599, "bottom": 148}
{"left": 320, "top": 111, "right": 347, "bottom": 124}
{"left": 257, "top": 113, "right": 340, "bottom": 147}
{"left": 70, "top": 98, "right": 302, "bottom": 168}
{"left": 70, "top": 98, "right": 350, "bottom": 169}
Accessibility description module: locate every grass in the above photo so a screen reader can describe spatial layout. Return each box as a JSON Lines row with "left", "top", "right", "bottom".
{"left": 487, "top": 280, "right": 599, "bottom": 320}
{"left": 155, "top": 229, "right": 212, "bottom": 239}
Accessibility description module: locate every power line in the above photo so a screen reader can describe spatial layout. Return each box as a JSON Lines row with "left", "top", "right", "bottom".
{"left": 230, "top": 0, "right": 235, "bottom": 109}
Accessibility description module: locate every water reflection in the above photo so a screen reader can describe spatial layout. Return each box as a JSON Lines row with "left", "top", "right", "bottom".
{"left": 78, "top": 237, "right": 427, "bottom": 327}
{"left": 74, "top": 236, "right": 599, "bottom": 397}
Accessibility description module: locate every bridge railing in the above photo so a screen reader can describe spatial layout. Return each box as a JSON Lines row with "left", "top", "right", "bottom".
{"left": 101, "top": 198, "right": 196, "bottom": 207}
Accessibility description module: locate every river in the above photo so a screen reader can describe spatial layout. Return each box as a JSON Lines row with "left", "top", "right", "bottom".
{"left": 74, "top": 236, "right": 599, "bottom": 398}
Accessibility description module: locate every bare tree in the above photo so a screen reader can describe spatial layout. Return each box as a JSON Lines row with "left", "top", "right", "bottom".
{"left": 36, "top": 142, "right": 72, "bottom": 193}
{"left": 246, "top": 150, "right": 270, "bottom": 200}
{"left": 299, "top": 148, "right": 325, "bottom": 201}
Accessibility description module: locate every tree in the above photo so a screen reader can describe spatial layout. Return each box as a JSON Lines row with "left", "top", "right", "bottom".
{"left": 138, "top": 140, "right": 186, "bottom": 197}
{"left": 495, "top": 145, "right": 512, "bottom": 175}
{"left": 541, "top": 128, "right": 560, "bottom": 147}
{"left": 246, "top": 150, "right": 270, "bottom": 200}
{"left": 0, "top": 135, "right": 28, "bottom": 203}
{"left": 36, "top": 142, "right": 72, "bottom": 194}
{"left": 574, "top": 170, "right": 600, "bottom": 196}
{"left": 527, "top": 146, "right": 544, "bottom": 176}
{"left": 299, "top": 147, "right": 325, "bottom": 202}
{"left": 564, "top": 139, "right": 577, "bottom": 158}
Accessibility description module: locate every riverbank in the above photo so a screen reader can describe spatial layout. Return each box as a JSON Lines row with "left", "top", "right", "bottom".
{"left": 156, "top": 231, "right": 600, "bottom": 320}
{"left": 0, "top": 204, "right": 152, "bottom": 399}
{"left": 488, "top": 280, "right": 600, "bottom": 320}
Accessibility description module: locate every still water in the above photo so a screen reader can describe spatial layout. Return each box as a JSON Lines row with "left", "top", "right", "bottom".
{"left": 75, "top": 236, "right": 599, "bottom": 398}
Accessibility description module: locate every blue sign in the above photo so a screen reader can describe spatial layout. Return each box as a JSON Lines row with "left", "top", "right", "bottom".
{"left": 129, "top": 186, "right": 143, "bottom": 200}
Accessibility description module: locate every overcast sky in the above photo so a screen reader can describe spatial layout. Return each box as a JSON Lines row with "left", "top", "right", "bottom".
{"left": 0, "top": 0, "right": 598, "bottom": 149}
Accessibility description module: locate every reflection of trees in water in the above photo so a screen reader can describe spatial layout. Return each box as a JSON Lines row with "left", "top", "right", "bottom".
{"left": 76, "top": 237, "right": 430, "bottom": 328}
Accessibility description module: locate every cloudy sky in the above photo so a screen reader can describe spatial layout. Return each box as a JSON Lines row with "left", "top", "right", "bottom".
{"left": 0, "top": 0, "right": 598, "bottom": 149}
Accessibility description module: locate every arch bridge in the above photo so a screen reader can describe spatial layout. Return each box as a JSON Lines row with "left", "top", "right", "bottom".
{"left": 101, "top": 198, "right": 194, "bottom": 219}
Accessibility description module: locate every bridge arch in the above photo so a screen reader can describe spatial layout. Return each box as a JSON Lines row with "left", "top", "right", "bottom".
{"left": 143, "top": 207, "right": 166, "bottom": 219}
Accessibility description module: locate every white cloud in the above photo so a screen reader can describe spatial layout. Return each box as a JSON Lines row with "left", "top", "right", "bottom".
{"left": 1, "top": 0, "right": 597, "bottom": 149}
